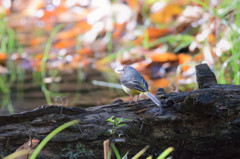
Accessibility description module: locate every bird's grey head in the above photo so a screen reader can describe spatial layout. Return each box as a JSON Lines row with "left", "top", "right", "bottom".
{"left": 122, "top": 66, "right": 136, "bottom": 73}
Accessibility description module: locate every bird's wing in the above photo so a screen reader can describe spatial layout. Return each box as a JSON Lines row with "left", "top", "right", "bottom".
{"left": 121, "top": 79, "right": 148, "bottom": 92}
{"left": 141, "top": 76, "right": 149, "bottom": 91}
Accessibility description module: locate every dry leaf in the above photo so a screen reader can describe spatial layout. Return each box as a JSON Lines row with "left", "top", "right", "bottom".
{"left": 0, "top": 52, "right": 8, "bottom": 61}
{"left": 178, "top": 53, "right": 192, "bottom": 64}
{"left": 15, "top": 139, "right": 40, "bottom": 159}
{"left": 56, "top": 21, "right": 92, "bottom": 40}
{"left": 150, "top": 4, "right": 183, "bottom": 24}
{"left": 150, "top": 52, "right": 178, "bottom": 63}
{"left": 151, "top": 78, "right": 170, "bottom": 88}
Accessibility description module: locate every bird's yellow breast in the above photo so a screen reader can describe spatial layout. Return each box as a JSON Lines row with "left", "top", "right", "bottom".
{"left": 122, "top": 85, "right": 141, "bottom": 95}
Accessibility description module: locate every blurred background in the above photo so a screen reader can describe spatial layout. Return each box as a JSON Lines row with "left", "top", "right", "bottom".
{"left": 0, "top": 0, "right": 239, "bottom": 115}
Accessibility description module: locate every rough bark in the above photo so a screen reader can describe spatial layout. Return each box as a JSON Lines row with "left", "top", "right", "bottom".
{"left": 0, "top": 64, "right": 240, "bottom": 159}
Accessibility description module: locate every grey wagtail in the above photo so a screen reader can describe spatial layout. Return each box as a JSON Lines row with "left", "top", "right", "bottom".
{"left": 119, "top": 65, "right": 161, "bottom": 107}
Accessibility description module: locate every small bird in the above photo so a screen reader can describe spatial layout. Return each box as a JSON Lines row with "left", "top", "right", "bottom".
{"left": 119, "top": 65, "right": 161, "bottom": 107}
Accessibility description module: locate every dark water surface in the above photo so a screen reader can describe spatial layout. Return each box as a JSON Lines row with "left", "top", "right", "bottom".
{"left": 0, "top": 68, "right": 124, "bottom": 115}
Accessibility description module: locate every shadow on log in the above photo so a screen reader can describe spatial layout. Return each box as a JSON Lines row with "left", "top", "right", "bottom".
{"left": 1, "top": 64, "right": 240, "bottom": 159}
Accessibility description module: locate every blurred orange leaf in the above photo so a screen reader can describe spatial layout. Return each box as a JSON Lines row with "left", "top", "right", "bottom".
{"left": 0, "top": 52, "right": 8, "bottom": 61}
{"left": 150, "top": 4, "right": 183, "bottom": 24}
{"left": 152, "top": 78, "right": 170, "bottom": 88}
{"left": 54, "top": 39, "right": 76, "bottom": 49}
{"left": 182, "top": 65, "right": 190, "bottom": 72}
{"left": 178, "top": 53, "right": 192, "bottom": 64}
{"left": 194, "top": 53, "right": 204, "bottom": 61}
{"left": 42, "top": 6, "right": 67, "bottom": 20}
{"left": 145, "top": 27, "right": 169, "bottom": 38}
{"left": 32, "top": 60, "right": 41, "bottom": 71}
{"left": 78, "top": 48, "right": 93, "bottom": 56}
{"left": 123, "top": 0, "right": 138, "bottom": 8}
{"left": 30, "top": 37, "right": 46, "bottom": 46}
{"left": 132, "top": 60, "right": 152, "bottom": 72}
{"left": 208, "top": 33, "right": 216, "bottom": 44}
{"left": 113, "top": 22, "right": 126, "bottom": 39}
{"left": 34, "top": 53, "right": 44, "bottom": 60}
{"left": 150, "top": 52, "right": 178, "bottom": 62}
{"left": 56, "top": 21, "right": 92, "bottom": 40}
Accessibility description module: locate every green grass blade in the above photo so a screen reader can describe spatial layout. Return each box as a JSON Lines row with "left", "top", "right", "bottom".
{"left": 41, "top": 24, "right": 64, "bottom": 78}
{"left": 132, "top": 145, "right": 149, "bottom": 159}
{"left": 30, "top": 119, "right": 80, "bottom": 159}
{"left": 110, "top": 143, "right": 121, "bottom": 159}
{"left": 157, "top": 147, "right": 174, "bottom": 159}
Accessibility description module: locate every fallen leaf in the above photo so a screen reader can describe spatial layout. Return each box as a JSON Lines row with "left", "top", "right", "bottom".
{"left": 150, "top": 52, "right": 178, "bottom": 63}
{"left": 182, "top": 65, "right": 190, "bottom": 72}
{"left": 194, "top": 53, "right": 204, "bottom": 61}
{"left": 0, "top": 52, "right": 8, "bottom": 61}
{"left": 208, "top": 33, "right": 216, "bottom": 44}
{"left": 145, "top": 27, "right": 169, "bottom": 38}
{"left": 151, "top": 78, "right": 170, "bottom": 88}
{"left": 56, "top": 21, "right": 92, "bottom": 40}
{"left": 150, "top": 4, "right": 183, "bottom": 24}
{"left": 15, "top": 139, "right": 40, "bottom": 159}
{"left": 78, "top": 48, "right": 93, "bottom": 56}
{"left": 123, "top": 0, "right": 138, "bottom": 8}
{"left": 33, "top": 53, "right": 44, "bottom": 60}
{"left": 178, "top": 53, "right": 192, "bottom": 64}
{"left": 54, "top": 39, "right": 76, "bottom": 49}
{"left": 113, "top": 22, "right": 126, "bottom": 39}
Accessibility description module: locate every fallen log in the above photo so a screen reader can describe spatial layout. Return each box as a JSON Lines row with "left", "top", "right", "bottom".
{"left": 0, "top": 64, "right": 240, "bottom": 159}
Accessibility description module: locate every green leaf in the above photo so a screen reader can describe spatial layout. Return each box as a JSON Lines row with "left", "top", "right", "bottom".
{"left": 106, "top": 116, "right": 115, "bottom": 122}
{"left": 116, "top": 118, "right": 121, "bottom": 122}
{"left": 118, "top": 124, "right": 126, "bottom": 127}
{"left": 113, "top": 121, "right": 118, "bottom": 126}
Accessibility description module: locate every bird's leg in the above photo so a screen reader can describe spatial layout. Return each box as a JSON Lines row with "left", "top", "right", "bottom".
{"left": 131, "top": 95, "right": 135, "bottom": 104}
{"left": 136, "top": 94, "right": 139, "bottom": 104}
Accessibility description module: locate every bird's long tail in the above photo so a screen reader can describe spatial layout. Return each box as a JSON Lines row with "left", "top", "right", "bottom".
{"left": 144, "top": 92, "right": 162, "bottom": 107}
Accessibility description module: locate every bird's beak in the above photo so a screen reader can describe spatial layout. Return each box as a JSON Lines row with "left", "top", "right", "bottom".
{"left": 118, "top": 69, "right": 123, "bottom": 72}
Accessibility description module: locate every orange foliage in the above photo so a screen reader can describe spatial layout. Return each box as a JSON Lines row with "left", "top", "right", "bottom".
{"left": 30, "top": 37, "right": 46, "bottom": 46}
{"left": 178, "top": 53, "right": 192, "bottom": 64}
{"left": 73, "top": 55, "right": 81, "bottom": 62}
{"left": 150, "top": 4, "right": 183, "bottom": 24}
{"left": 150, "top": 52, "right": 178, "bottom": 62}
{"left": 182, "top": 65, "right": 190, "bottom": 72}
{"left": 123, "top": 0, "right": 138, "bottom": 8}
{"left": 178, "top": 53, "right": 192, "bottom": 72}
{"left": 42, "top": 6, "right": 67, "bottom": 20}
{"left": 134, "top": 37, "right": 163, "bottom": 47}
{"left": 151, "top": 78, "right": 170, "bottom": 88}
{"left": 113, "top": 22, "right": 126, "bottom": 39}
{"left": 194, "top": 53, "right": 204, "bottom": 61}
{"left": 30, "top": 38, "right": 40, "bottom": 46}
{"left": 208, "top": 33, "right": 216, "bottom": 44}
{"left": 54, "top": 39, "right": 76, "bottom": 49}
{"left": 134, "top": 27, "right": 168, "bottom": 46}
{"left": 0, "top": 52, "right": 8, "bottom": 61}
{"left": 34, "top": 53, "right": 44, "bottom": 60}
{"left": 56, "top": 21, "right": 92, "bottom": 40}
{"left": 78, "top": 48, "right": 93, "bottom": 56}
{"left": 132, "top": 60, "right": 152, "bottom": 72}
{"left": 146, "top": 27, "right": 169, "bottom": 38}
{"left": 32, "top": 60, "right": 41, "bottom": 72}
